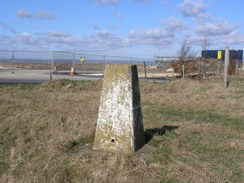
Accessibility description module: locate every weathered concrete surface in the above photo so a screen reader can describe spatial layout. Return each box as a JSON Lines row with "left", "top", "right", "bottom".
{"left": 93, "top": 64, "right": 145, "bottom": 153}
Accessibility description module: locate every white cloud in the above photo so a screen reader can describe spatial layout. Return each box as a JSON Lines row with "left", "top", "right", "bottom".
{"left": 224, "top": 31, "right": 244, "bottom": 45}
{"left": 96, "top": 0, "right": 120, "bottom": 6}
{"left": 194, "top": 13, "right": 213, "bottom": 24}
{"left": 0, "top": 22, "right": 16, "bottom": 33}
{"left": 43, "top": 30, "right": 130, "bottom": 49}
{"left": 16, "top": 9, "right": 56, "bottom": 20}
{"left": 17, "top": 32, "right": 37, "bottom": 45}
{"left": 195, "top": 20, "right": 236, "bottom": 36}
{"left": 97, "top": 30, "right": 113, "bottom": 37}
{"left": 96, "top": 30, "right": 131, "bottom": 47}
{"left": 179, "top": 0, "right": 207, "bottom": 17}
{"left": 163, "top": 16, "right": 187, "bottom": 32}
{"left": 133, "top": 0, "right": 150, "bottom": 3}
{"left": 16, "top": 9, "right": 33, "bottom": 18}
{"left": 35, "top": 11, "right": 56, "bottom": 20}
{"left": 47, "top": 30, "right": 70, "bottom": 37}
{"left": 162, "top": 1, "right": 171, "bottom": 6}
{"left": 129, "top": 27, "right": 173, "bottom": 39}
{"left": 114, "top": 13, "right": 123, "bottom": 20}
{"left": 92, "top": 24, "right": 101, "bottom": 30}
{"left": 0, "top": 35, "right": 14, "bottom": 45}
{"left": 5, "top": 26, "right": 178, "bottom": 50}
{"left": 42, "top": 27, "right": 178, "bottom": 49}
{"left": 43, "top": 28, "right": 172, "bottom": 49}
{"left": 45, "top": 31, "right": 84, "bottom": 45}
{"left": 128, "top": 27, "right": 175, "bottom": 46}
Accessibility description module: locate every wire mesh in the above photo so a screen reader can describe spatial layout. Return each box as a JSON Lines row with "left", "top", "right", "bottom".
{"left": 3, "top": 49, "right": 240, "bottom": 80}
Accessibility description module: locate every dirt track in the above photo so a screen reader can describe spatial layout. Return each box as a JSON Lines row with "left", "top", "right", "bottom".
{"left": 0, "top": 62, "right": 180, "bottom": 79}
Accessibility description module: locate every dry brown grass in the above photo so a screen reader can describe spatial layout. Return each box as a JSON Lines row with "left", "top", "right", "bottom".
{"left": 0, "top": 62, "right": 106, "bottom": 71}
{"left": 1, "top": 75, "right": 244, "bottom": 182}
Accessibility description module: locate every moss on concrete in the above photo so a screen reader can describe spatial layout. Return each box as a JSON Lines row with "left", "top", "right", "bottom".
{"left": 93, "top": 64, "right": 145, "bottom": 154}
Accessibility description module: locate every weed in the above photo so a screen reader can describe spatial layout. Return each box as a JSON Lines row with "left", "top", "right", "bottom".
{"left": 0, "top": 162, "right": 10, "bottom": 176}
{"left": 0, "top": 77, "right": 244, "bottom": 182}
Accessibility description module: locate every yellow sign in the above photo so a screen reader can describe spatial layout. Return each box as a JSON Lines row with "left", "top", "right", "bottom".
{"left": 217, "top": 51, "right": 222, "bottom": 59}
{"left": 80, "top": 56, "right": 85, "bottom": 63}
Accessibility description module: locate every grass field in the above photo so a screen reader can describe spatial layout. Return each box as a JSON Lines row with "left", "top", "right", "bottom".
{"left": 0, "top": 76, "right": 244, "bottom": 182}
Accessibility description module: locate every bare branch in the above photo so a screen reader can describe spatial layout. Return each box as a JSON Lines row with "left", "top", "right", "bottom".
{"left": 177, "top": 39, "right": 195, "bottom": 61}
{"left": 201, "top": 36, "right": 210, "bottom": 50}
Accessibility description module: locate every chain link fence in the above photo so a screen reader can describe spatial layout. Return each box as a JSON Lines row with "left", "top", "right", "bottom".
{"left": 0, "top": 50, "right": 162, "bottom": 83}
{"left": 0, "top": 50, "right": 53, "bottom": 70}
{"left": 1, "top": 50, "right": 242, "bottom": 84}
{"left": 0, "top": 49, "right": 155, "bottom": 71}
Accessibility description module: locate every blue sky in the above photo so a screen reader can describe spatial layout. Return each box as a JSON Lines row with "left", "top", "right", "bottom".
{"left": 0, "top": 0, "right": 244, "bottom": 58}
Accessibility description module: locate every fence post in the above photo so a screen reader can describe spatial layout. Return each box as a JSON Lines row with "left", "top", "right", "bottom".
{"left": 52, "top": 51, "right": 54, "bottom": 71}
{"left": 218, "top": 61, "right": 221, "bottom": 77}
{"left": 11, "top": 50, "right": 14, "bottom": 60}
{"left": 203, "top": 60, "right": 206, "bottom": 78}
{"left": 224, "top": 46, "right": 229, "bottom": 88}
{"left": 182, "top": 63, "right": 185, "bottom": 79}
{"left": 50, "top": 72, "right": 52, "bottom": 82}
{"left": 198, "top": 61, "right": 202, "bottom": 81}
{"left": 50, "top": 51, "right": 54, "bottom": 82}
{"left": 72, "top": 51, "right": 75, "bottom": 69}
{"left": 235, "top": 60, "right": 238, "bottom": 77}
{"left": 143, "top": 61, "right": 147, "bottom": 78}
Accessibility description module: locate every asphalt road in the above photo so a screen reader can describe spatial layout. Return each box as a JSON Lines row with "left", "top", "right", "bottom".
{"left": 0, "top": 68, "right": 167, "bottom": 84}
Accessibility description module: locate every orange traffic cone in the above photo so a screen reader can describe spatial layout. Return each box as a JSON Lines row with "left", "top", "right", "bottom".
{"left": 53, "top": 65, "right": 58, "bottom": 74}
{"left": 70, "top": 66, "right": 75, "bottom": 75}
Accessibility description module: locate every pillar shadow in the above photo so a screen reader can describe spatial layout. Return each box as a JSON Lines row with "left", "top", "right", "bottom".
{"left": 144, "top": 125, "right": 179, "bottom": 144}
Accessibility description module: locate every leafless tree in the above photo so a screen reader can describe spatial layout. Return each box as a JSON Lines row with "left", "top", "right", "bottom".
{"left": 201, "top": 36, "right": 210, "bottom": 50}
{"left": 177, "top": 39, "right": 196, "bottom": 78}
{"left": 200, "top": 36, "right": 211, "bottom": 79}
{"left": 177, "top": 39, "right": 196, "bottom": 61}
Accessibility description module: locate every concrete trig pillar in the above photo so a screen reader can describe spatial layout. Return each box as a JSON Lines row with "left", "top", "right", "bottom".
{"left": 93, "top": 64, "right": 145, "bottom": 154}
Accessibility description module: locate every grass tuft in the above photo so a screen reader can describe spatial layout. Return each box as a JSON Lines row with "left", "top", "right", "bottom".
{"left": 1, "top": 77, "right": 244, "bottom": 182}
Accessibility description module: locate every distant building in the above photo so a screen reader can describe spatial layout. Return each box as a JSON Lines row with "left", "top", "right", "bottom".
{"left": 202, "top": 50, "right": 243, "bottom": 67}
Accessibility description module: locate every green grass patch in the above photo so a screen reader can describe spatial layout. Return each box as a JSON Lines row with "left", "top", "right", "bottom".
{"left": 144, "top": 103, "right": 244, "bottom": 130}
{"left": 0, "top": 162, "right": 10, "bottom": 176}
{"left": 0, "top": 78, "right": 244, "bottom": 182}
